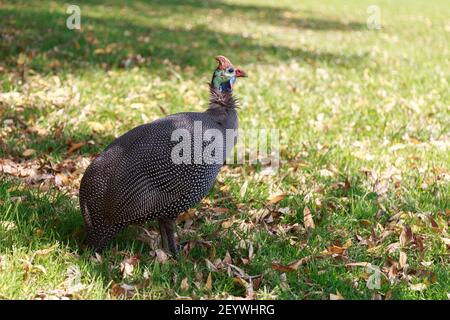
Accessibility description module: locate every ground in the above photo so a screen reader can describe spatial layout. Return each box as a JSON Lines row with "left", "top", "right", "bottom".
{"left": 0, "top": 0, "right": 449, "bottom": 300}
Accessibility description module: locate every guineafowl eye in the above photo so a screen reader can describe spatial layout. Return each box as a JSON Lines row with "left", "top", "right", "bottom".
{"left": 227, "top": 67, "right": 234, "bottom": 73}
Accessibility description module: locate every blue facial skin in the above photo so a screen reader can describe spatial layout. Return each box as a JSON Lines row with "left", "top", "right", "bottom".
{"left": 220, "top": 76, "right": 237, "bottom": 92}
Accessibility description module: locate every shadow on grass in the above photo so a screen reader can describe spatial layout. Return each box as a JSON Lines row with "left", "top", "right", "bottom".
{"left": 0, "top": 177, "right": 158, "bottom": 288}
{"left": 0, "top": 0, "right": 368, "bottom": 160}
{"left": 1, "top": 0, "right": 367, "bottom": 75}
{"left": 142, "top": 0, "right": 367, "bottom": 31}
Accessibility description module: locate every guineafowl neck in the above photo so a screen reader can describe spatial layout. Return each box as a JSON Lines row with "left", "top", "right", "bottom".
{"left": 206, "top": 105, "right": 238, "bottom": 130}
{"left": 206, "top": 87, "right": 239, "bottom": 129}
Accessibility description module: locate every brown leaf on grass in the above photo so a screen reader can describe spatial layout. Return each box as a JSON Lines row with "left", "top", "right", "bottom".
{"left": 67, "top": 142, "right": 86, "bottom": 155}
{"left": 49, "top": 283, "right": 87, "bottom": 299}
{"left": 345, "top": 262, "right": 371, "bottom": 268}
{"left": 303, "top": 206, "right": 315, "bottom": 230}
{"left": 385, "top": 291, "right": 393, "bottom": 300}
{"left": 248, "top": 241, "right": 254, "bottom": 261}
{"left": 386, "top": 242, "right": 400, "bottom": 253}
{"left": 359, "top": 219, "right": 372, "bottom": 227}
{"left": 119, "top": 254, "right": 141, "bottom": 278}
{"left": 211, "top": 207, "right": 229, "bottom": 214}
{"left": 266, "top": 193, "right": 286, "bottom": 205}
{"left": 239, "top": 181, "right": 249, "bottom": 198}
{"left": 344, "top": 177, "right": 351, "bottom": 192}
{"left": 323, "top": 240, "right": 352, "bottom": 255}
{"left": 399, "top": 251, "right": 407, "bottom": 269}
{"left": 409, "top": 283, "right": 427, "bottom": 291}
{"left": 91, "top": 252, "right": 103, "bottom": 264}
{"left": 251, "top": 275, "right": 263, "bottom": 291}
{"left": 330, "top": 291, "right": 344, "bottom": 300}
{"left": 205, "top": 259, "right": 219, "bottom": 272}
{"left": 155, "top": 249, "right": 169, "bottom": 264}
{"left": 249, "top": 208, "right": 271, "bottom": 224}
{"left": 427, "top": 215, "right": 440, "bottom": 230}
{"left": 21, "top": 258, "right": 47, "bottom": 281}
{"left": 388, "top": 262, "right": 399, "bottom": 279}
{"left": 272, "top": 255, "right": 318, "bottom": 272}
{"left": 34, "top": 245, "right": 57, "bottom": 257}
{"left": 227, "top": 264, "right": 249, "bottom": 279}
{"left": 372, "top": 293, "right": 382, "bottom": 300}
{"left": 414, "top": 235, "right": 425, "bottom": 252}
{"left": 205, "top": 272, "right": 212, "bottom": 291}
{"left": 17, "top": 53, "right": 28, "bottom": 66}
{"left": 440, "top": 237, "right": 450, "bottom": 247}
{"left": 176, "top": 209, "right": 196, "bottom": 224}
{"left": 22, "top": 149, "right": 36, "bottom": 158}
{"left": 233, "top": 277, "right": 255, "bottom": 300}
{"left": 400, "top": 225, "right": 413, "bottom": 247}
{"left": 322, "top": 245, "right": 347, "bottom": 255}
{"left": 49, "top": 59, "right": 62, "bottom": 69}
{"left": 110, "top": 282, "right": 135, "bottom": 299}
{"left": 223, "top": 251, "right": 232, "bottom": 265}
{"left": 54, "top": 173, "right": 69, "bottom": 187}
{"left": 221, "top": 219, "right": 235, "bottom": 229}
{"left": 180, "top": 278, "right": 190, "bottom": 291}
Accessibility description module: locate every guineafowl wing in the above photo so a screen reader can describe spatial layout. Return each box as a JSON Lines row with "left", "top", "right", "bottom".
{"left": 102, "top": 113, "right": 222, "bottom": 225}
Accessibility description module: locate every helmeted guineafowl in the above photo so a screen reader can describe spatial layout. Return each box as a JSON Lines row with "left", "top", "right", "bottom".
{"left": 79, "top": 55, "right": 247, "bottom": 255}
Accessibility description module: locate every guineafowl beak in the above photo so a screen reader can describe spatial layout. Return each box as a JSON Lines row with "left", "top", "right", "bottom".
{"left": 235, "top": 69, "right": 247, "bottom": 77}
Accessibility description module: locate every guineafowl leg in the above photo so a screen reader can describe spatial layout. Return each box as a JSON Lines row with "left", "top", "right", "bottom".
{"left": 165, "top": 219, "right": 178, "bottom": 256}
{"left": 158, "top": 218, "right": 170, "bottom": 253}
{"left": 158, "top": 218, "right": 178, "bottom": 256}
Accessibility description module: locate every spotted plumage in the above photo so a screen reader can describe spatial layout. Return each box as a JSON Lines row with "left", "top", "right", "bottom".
{"left": 79, "top": 56, "right": 247, "bottom": 255}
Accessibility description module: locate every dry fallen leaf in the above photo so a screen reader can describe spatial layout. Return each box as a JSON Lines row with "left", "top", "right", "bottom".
{"left": 344, "top": 176, "right": 351, "bottom": 192}
{"left": 271, "top": 255, "right": 318, "bottom": 272}
{"left": 440, "top": 237, "right": 450, "bottom": 246}
{"left": 223, "top": 251, "right": 233, "bottom": 265}
{"left": 211, "top": 207, "right": 229, "bottom": 214}
{"left": 266, "top": 193, "right": 286, "bottom": 205}
{"left": 180, "top": 277, "right": 190, "bottom": 291}
{"left": 400, "top": 225, "right": 413, "bottom": 247}
{"left": 176, "top": 209, "right": 196, "bottom": 223}
{"left": 233, "top": 277, "right": 255, "bottom": 300}
{"left": 240, "top": 181, "right": 248, "bottom": 198}
{"left": 54, "top": 173, "right": 69, "bottom": 187}
{"left": 221, "top": 219, "right": 234, "bottom": 229}
{"left": 322, "top": 244, "right": 349, "bottom": 255}
{"left": 67, "top": 142, "right": 86, "bottom": 155}
{"left": 155, "top": 249, "right": 169, "bottom": 264}
{"left": 119, "top": 254, "right": 140, "bottom": 278}
{"left": 303, "top": 206, "right": 315, "bottom": 230}
{"left": 205, "top": 259, "right": 219, "bottom": 272}
{"left": 0, "top": 221, "right": 17, "bottom": 231}
{"left": 345, "top": 262, "right": 371, "bottom": 268}
{"left": 409, "top": 283, "right": 427, "bottom": 291}
{"left": 110, "top": 282, "right": 135, "bottom": 299}
{"left": 34, "top": 245, "right": 57, "bottom": 257}
{"left": 399, "top": 251, "right": 407, "bottom": 269}
{"left": 205, "top": 272, "right": 212, "bottom": 291}
{"left": 248, "top": 241, "right": 254, "bottom": 261}
{"left": 22, "top": 149, "right": 36, "bottom": 158}
{"left": 330, "top": 291, "right": 344, "bottom": 300}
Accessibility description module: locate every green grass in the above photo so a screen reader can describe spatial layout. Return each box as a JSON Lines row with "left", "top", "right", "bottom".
{"left": 0, "top": 0, "right": 449, "bottom": 299}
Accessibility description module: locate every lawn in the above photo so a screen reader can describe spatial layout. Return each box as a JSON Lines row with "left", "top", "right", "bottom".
{"left": 0, "top": 0, "right": 449, "bottom": 300}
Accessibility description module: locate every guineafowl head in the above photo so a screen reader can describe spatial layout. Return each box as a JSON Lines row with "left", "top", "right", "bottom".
{"left": 211, "top": 55, "right": 247, "bottom": 92}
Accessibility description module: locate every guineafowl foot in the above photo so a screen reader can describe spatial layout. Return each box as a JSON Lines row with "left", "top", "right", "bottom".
{"left": 158, "top": 218, "right": 178, "bottom": 256}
